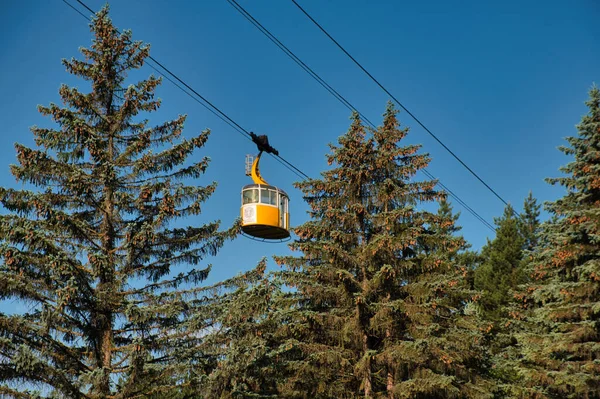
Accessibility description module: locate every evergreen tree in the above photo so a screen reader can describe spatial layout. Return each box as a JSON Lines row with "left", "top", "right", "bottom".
{"left": 472, "top": 204, "right": 531, "bottom": 396}
{"left": 436, "top": 199, "right": 460, "bottom": 233}
{"left": 431, "top": 198, "right": 464, "bottom": 254}
{"left": 431, "top": 199, "right": 482, "bottom": 290}
{"left": 273, "top": 104, "right": 493, "bottom": 398}
{"left": 474, "top": 205, "right": 525, "bottom": 321}
{"left": 195, "top": 260, "right": 284, "bottom": 398}
{"left": 512, "top": 87, "right": 600, "bottom": 398}
{"left": 518, "top": 191, "right": 541, "bottom": 252}
{"left": 0, "top": 8, "right": 235, "bottom": 398}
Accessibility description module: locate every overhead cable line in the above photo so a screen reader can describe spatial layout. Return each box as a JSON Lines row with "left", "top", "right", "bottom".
{"left": 421, "top": 170, "right": 495, "bottom": 231}
{"left": 226, "top": 0, "right": 376, "bottom": 128}
{"left": 290, "top": 0, "right": 511, "bottom": 211}
{"left": 63, "top": 0, "right": 309, "bottom": 181}
{"left": 227, "top": 0, "right": 495, "bottom": 232}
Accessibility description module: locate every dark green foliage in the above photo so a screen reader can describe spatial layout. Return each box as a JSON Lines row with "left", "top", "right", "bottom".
{"left": 474, "top": 205, "right": 525, "bottom": 321}
{"left": 435, "top": 200, "right": 482, "bottom": 293}
{"left": 431, "top": 198, "right": 468, "bottom": 256}
{"left": 471, "top": 202, "right": 536, "bottom": 396}
{"left": 470, "top": 196, "right": 542, "bottom": 397}
{"left": 194, "top": 260, "right": 283, "bottom": 399}
{"left": 0, "top": 7, "right": 235, "bottom": 398}
{"left": 272, "top": 104, "right": 494, "bottom": 398}
{"left": 510, "top": 87, "right": 600, "bottom": 398}
{"left": 519, "top": 192, "right": 541, "bottom": 252}
{"left": 436, "top": 199, "right": 462, "bottom": 237}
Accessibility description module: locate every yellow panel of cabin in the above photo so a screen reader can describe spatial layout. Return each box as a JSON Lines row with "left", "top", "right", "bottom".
{"left": 255, "top": 204, "right": 279, "bottom": 226}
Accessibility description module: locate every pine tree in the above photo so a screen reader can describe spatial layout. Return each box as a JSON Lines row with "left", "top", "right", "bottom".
{"left": 512, "top": 87, "right": 600, "bottom": 398}
{"left": 0, "top": 7, "right": 235, "bottom": 398}
{"left": 474, "top": 205, "right": 525, "bottom": 321}
{"left": 273, "top": 104, "right": 493, "bottom": 398}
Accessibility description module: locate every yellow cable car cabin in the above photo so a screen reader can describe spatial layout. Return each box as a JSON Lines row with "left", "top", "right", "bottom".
{"left": 240, "top": 133, "right": 290, "bottom": 240}
{"left": 241, "top": 184, "right": 289, "bottom": 240}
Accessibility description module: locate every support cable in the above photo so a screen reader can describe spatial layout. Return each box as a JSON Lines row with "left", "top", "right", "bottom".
{"left": 291, "top": 0, "right": 512, "bottom": 211}
{"left": 65, "top": 0, "right": 309, "bottom": 181}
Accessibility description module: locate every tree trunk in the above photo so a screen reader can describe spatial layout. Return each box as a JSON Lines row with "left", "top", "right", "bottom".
{"left": 387, "top": 369, "right": 394, "bottom": 398}
{"left": 363, "top": 333, "right": 372, "bottom": 399}
{"left": 97, "top": 113, "right": 116, "bottom": 397}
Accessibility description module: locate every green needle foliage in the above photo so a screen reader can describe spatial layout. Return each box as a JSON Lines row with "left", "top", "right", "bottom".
{"left": 519, "top": 192, "right": 542, "bottom": 253}
{"left": 471, "top": 193, "right": 540, "bottom": 326}
{"left": 434, "top": 199, "right": 463, "bottom": 248}
{"left": 472, "top": 198, "right": 540, "bottom": 395}
{"left": 434, "top": 200, "right": 483, "bottom": 308}
{"left": 474, "top": 205, "right": 525, "bottom": 322}
{"left": 512, "top": 87, "right": 600, "bottom": 398}
{"left": 195, "top": 260, "right": 283, "bottom": 398}
{"left": 273, "top": 104, "right": 494, "bottom": 398}
{"left": 0, "top": 7, "right": 235, "bottom": 398}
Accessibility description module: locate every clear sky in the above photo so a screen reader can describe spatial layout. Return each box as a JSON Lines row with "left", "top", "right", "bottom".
{"left": 0, "top": 0, "right": 598, "bottom": 296}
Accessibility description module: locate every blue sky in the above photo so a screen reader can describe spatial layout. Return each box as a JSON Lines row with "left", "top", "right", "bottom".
{"left": 0, "top": 0, "right": 598, "bottom": 294}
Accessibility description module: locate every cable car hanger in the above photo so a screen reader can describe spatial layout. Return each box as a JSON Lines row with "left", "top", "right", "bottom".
{"left": 240, "top": 133, "right": 291, "bottom": 242}
{"left": 249, "top": 132, "right": 276, "bottom": 185}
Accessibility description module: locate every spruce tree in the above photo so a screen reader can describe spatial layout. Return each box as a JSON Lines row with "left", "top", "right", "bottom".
{"left": 194, "top": 260, "right": 284, "bottom": 398}
{"left": 0, "top": 7, "right": 235, "bottom": 398}
{"left": 273, "top": 104, "right": 493, "bottom": 398}
{"left": 431, "top": 198, "right": 475, "bottom": 259}
{"left": 472, "top": 203, "right": 533, "bottom": 396}
{"left": 518, "top": 191, "right": 541, "bottom": 253}
{"left": 512, "top": 87, "right": 600, "bottom": 398}
{"left": 432, "top": 199, "right": 463, "bottom": 251}
{"left": 429, "top": 199, "right": 481, "bottom": 288}
{"left": 474, "top": 205, "right": 525, "bottom": 321}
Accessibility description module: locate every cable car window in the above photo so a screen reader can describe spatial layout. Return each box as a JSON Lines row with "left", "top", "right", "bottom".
{"left": 243, "top": 189, "right": 258, "bottom": 204}
{"left": 269, "top": 190, "right": 277, "bottom": 205}
{"left": 260, "top": 189, "right": 276, "bottom": 205}
{"left": 260, "top": 189, "right": 269, "bottom": 204}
